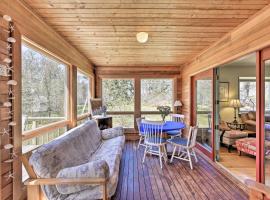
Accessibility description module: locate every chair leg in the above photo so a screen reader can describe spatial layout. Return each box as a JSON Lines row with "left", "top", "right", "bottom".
{"left": 178, "top": 146, "right": 181, "bottom": 156}
{"left": 170, "top": 146, "right": 177, "bottom": 163}
{"left": 137, "top": 136, "right": 143, "bottom": 149}
{"left": 187, "top": 149, "right": 193, "bottom": 169}
{"left": 163, "top": 145, "right": 168, "bottom": 162}
{"left": 192, "top": 149, "right": 198, "bottom": 163}
{"left": 142, "top": 145, "right": 148, "bottom": 163}
{"left": 159, "top": 146, "right": 163, "bottom": 169}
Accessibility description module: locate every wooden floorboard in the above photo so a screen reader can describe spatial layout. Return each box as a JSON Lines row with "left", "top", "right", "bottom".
{"left": 112, "top": 141, "right": 248, "bottom": 200}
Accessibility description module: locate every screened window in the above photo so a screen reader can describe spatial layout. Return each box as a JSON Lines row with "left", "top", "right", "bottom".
{"left": 22, "top": 44, "right": 68, "bottom": 132}
{"left": 239, "top": 77, "right": 270, "bottom": 112}
{"left": 102, "top": 79, "right": 135, "bottom": 128}
{"left": 141, "top": 79, "right": 173, "bottom": 111}
{"left": 102, "top": 79, "right": 135, "bottom": 111}
{"left": 239, "top": 78, "right": 256, "bottom": 112}
{"left": 77, "top": 71, "right": 90, "bottom": 116}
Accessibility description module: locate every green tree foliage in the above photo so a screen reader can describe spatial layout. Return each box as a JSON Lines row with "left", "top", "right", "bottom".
{"left": 22, "top": 45, "right": 66, "bottom": 130}
{"left": 102, "top": 79, "right": 135, "bottom": 111}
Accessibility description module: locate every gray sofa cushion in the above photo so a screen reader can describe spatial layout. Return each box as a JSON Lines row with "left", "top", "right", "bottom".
{"left": 64, "top": 136, "right": 125, "bottom": 200}
{"left": 101, "top": 126, "right": 124, "bottom": 140}
{"left": 56, "top": 160, "right": 109, "bottom": 195}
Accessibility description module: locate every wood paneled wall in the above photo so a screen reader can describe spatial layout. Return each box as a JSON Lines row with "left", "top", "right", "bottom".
{"left": 0, "top": 0, "right": 94, "bottom": 75}
{"left": 181, "top": 4, "right": 270, "bottom": 126}
{"left": 0, "top": 18, "right": 23, "bottom": 200}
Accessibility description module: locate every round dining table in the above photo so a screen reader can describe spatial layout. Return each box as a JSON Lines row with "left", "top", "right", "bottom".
{"left": 140, "top": 121, "right": 186, "bottom": 132}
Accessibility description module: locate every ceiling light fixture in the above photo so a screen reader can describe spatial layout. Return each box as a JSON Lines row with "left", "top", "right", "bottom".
{"left": 136, "top": 32, "right": 148, "bottom": 43}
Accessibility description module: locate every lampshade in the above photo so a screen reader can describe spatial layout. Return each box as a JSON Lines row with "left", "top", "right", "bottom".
{"left": 136, "top": 32, "right": 148, "bottom": 43}
{"left": 174, "top": 100, "right": 182, "bottom": 107}
{"left": 229, "top": 99, "right": 242, "bottom": 108}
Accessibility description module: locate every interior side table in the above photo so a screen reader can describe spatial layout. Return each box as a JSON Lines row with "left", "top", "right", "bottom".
{"left": 226, "top": 122, "right": 245, "bottom": 131}
{"left": 93, "top": 115, "right": 112, "bottom": 130}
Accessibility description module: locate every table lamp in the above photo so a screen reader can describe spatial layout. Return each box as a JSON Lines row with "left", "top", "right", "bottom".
{"left": 174, "top": 100, "right": 182, "bottom": 113}
{"left": 229, "top": 99, "right": 242, "bottom": 124}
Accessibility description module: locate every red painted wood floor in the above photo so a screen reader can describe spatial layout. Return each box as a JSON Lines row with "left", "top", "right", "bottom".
{"left": 112, "top": 141, "right": 248, "bottom": 200}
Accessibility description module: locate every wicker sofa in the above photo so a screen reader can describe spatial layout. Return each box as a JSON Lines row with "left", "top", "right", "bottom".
{"left": 24, "top": 120, "right": 125, "bottom": 200}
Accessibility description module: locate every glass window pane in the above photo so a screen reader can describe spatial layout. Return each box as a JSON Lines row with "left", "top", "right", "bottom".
{"left": 22, "top": 44, "right": 67, "bottom": 132}
{"left": 77, "top": 71, "right": 90, "bottom": 115}
{"left": 239, "top": 80, "right": 256, "bottom": 112}
{"left": 102, "top": 79, "right": 135, "bottom": 111}
{"left": 196, "top": 79, "right": 212, "bottom": 151}
{"left": 141, "top": 79, "right": 173, "bottom": 111}
{"left": 112, "top": 115, "right": 134, "bottom": 128}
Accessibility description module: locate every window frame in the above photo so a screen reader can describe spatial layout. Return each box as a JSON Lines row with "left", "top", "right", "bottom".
{"left": 140, "top": 78, "right": 175, "bottom": 115}
{"left": 101, "top": 78, "right": 135, "bottom": 129}
{"left": 76, "top": 69, "right": 92, "bottom": 119}
{"left": 21, "top": 40, "right": 70, "bottom": 141}
{"left": 99, "top": 75, "right": 178, "bottom": 132}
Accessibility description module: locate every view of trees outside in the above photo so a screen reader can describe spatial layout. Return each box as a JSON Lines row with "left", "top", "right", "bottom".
{"left": 196, "top": 79, "right": 212, "bottom": 128}
{"left": 239, "top": 80, "right": 256, "bottom": 112}
{"left": 102, "top": 79, "right": 135, "bottom": 127}
{"left": 102, "top": 79, "right": 135, "bottom": 111}
{"left": 112, "top": 115, "right": 134, "bottom": 128}
{"left": 141, "top": 79, "right": 173, "bottom": 111}
{"left": 239, "top": 78, "right": 270, "bottom": 112}
{"left": 22, "top": 44, "right": 67, "bottom": 132}
{"left": 77, "top": 71, "right": 90, "bottom": 115}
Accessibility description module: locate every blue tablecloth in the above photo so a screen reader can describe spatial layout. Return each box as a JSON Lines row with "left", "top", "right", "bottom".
{"left": 140, "top": 121, "right": 185, "bottom": 132}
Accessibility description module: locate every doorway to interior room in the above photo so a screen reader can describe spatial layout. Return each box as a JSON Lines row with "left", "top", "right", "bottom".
{"left": 215, "top": 53, "right": 257, "bottom": 184}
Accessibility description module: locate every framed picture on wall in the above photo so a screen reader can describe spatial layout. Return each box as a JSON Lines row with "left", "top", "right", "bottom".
{"left": 219, "top": 82, "right": 229, "bottom": 102}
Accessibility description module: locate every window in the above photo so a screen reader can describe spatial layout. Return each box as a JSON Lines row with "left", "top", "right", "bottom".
{"left": 141, "top": 79, "right": 173, "bottom": 111}
{"left": 77, "top": 71, "right": 90, "bottom": 116}
{"left": 239, "top": 78, "right": 256, "bottom": 112}
{"left": 102, "top": 79, "right": 135, "bottom": 128}
{"left": 22, "top": 44, "right": 68, "bottom": 132}
{"left": 196, "top": 79, "right": 212, "bottom": 128}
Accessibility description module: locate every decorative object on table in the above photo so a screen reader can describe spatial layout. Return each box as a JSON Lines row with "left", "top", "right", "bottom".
{"left": 157, "top": 105, "right": 171, "bottom": 122}
{"left": 168, "top": 126, "right": 198, "bottom": 169}
{"left": 219, "top": 82, "right": 229, "bottom": 102}
{"left": 100, "top": 105, "right": 107, "bottom": 117}
{"left": 229, "top": 99, "right": 243, "bottom": 124}
{"left": 90, "top": 98, "right": 102, "bottom": 115}
{"left": 0, "top": 15, "right": 17, "bottom": 181}
{"left": 174, "top": 100, "right": 182, "bottom": 113}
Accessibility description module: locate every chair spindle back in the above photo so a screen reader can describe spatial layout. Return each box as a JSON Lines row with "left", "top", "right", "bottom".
{"left": 186, "top": 126, "right": 198, "bottom": 148}
{"left": 141, "top": 120, "right": 164, "bottom": 145}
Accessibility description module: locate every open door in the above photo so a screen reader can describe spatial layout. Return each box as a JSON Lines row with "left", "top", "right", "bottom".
{"left": 191, "top": 69, "right": 215, "bottom": 160}
{"left": 258, "top": 47, "right": 270, "bottom": 185}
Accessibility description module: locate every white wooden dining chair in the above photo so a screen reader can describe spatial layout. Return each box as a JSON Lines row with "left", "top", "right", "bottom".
{"left": 168, "top": 126, "right": 198, "bottom": 169}
{"left": 141, "top": 120, "right": 167, "bottom": 169}
{"left": 166, "top": 114, "right": 185, "bottom": 138}
{"left": 136, "top": 117, "right": 145, "bottom": 149}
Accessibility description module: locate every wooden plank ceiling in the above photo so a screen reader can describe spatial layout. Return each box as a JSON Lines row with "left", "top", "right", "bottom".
{"left": 23, "top": 0, "right": 270, "bottom": 67}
